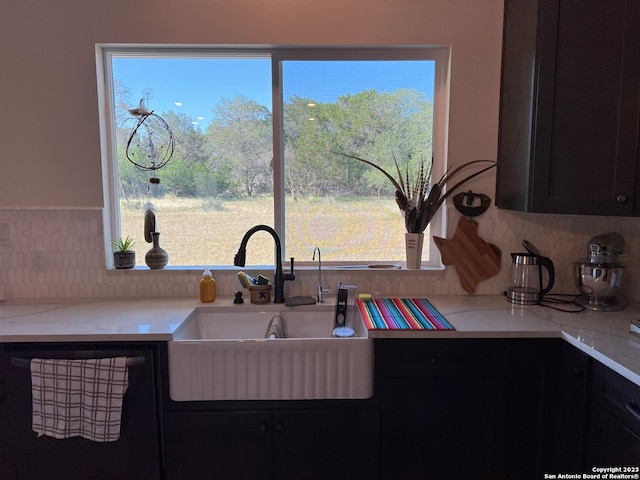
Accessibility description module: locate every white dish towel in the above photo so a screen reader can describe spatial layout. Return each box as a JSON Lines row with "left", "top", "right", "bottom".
{"left": 30, "top": 357, "right": 129, "bottom": 442}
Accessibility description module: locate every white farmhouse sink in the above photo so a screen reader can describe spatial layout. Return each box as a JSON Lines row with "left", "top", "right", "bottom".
{"left": 169, "top": 303, "right": 373, "bottom": 401}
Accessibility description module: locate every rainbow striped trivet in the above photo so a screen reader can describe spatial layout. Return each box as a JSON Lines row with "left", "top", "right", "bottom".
{"left": 356, "top": 297, "right": 455, "bottom": 331}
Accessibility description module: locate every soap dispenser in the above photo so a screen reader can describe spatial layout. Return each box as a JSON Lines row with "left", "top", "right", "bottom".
{"left": 200, "top": 267, "right": 216, "bottom": 303}
{"left": 332, "top": 282, "right": 356, "bottom": 337}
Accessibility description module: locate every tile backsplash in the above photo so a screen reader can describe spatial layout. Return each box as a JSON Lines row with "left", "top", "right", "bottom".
{"left": 0, "top": 207, "right": 638, "bottom": 302}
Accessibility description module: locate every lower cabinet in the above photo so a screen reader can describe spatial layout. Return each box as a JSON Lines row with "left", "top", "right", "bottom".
{"left": 505, "top": 339, "right": 556, "bottom": 479}
{"left": 2, "top": 336, "right": 638, "bottom": 479}
{"left": 378, "top": 338, "right": 572, "bottom": 480}
{"left": 379, "top": 339, "right": 516, "bottom": 480}
{"left": 0, "top": 343, "right": 162, "bottom": 480}
{"left": 587, "top": 407, "right": 640, "bottom": 466}
{"left": 383, "top": 376, "right": 509, "bottom": 479}
{"left": 164, "top": 407, "right": 380, "bottom": 480}
{"left": 0, "top": 349, "right": 17, "bottom": 480}
{"left": 545, "top": 341, "right": 591, "bottom": 473}
{"left": 160, "top": 339, "right": 640, "bottom": 480}
{"left": 586, "top": 361, "right": 640, "bottom": 466}
{"left": 164, "top": 411, "right": 272, "bottom": 480}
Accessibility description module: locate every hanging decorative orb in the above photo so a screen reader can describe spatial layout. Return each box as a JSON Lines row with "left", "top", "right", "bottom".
{"left": 125, "top": 95, "right": 175, "bottom": 174}
{"left": 125, "top": 92, "right": 175, "bottom": 247}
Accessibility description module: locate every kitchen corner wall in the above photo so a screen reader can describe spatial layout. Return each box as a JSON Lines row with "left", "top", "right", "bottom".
{"left": 1, "top": 207, "right": 638, "bottom": 303}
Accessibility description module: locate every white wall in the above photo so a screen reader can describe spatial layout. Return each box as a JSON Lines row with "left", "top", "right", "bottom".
{"left": 0, "top": 0, "right": 502, "bottom": 207}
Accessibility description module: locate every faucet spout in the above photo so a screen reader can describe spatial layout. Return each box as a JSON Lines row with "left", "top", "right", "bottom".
{"left": 234, "top": 225, "right": 295, "bottom": 303}
{"left": 312, "top": 246, "right": 324, "bottom": 303}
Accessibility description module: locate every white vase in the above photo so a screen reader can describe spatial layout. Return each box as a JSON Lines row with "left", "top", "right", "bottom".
{"left": 405, "top": 232, "right": 424, "bottom": 269}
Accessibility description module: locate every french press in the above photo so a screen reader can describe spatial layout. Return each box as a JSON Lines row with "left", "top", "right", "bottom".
{"left": 506, "top": 240, "right": 555, "bottom": 305}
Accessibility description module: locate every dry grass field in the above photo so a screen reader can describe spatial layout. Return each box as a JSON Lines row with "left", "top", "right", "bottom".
{"left": 121, "top": 196, "right": 420, "bottom": 267}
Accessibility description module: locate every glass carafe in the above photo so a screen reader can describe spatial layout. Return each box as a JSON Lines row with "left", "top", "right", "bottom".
{"left": 506, "top": 252, "right": 555, "bottom": 305}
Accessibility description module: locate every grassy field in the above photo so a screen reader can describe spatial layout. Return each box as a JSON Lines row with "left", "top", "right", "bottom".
{"left": 121, "top": 196, "right": 423, "bottom": 266}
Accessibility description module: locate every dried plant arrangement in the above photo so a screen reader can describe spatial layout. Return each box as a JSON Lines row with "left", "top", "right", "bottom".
{"left": 335, "top": 153, "right": 496, "bottom": 233}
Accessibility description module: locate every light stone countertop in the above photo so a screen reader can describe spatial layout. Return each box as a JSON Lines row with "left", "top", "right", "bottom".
{"left": 0, "top": 298, "right": 201, "bottom": 342}
{"left": 0, "top": 295, "right": 638, "bottom": 386}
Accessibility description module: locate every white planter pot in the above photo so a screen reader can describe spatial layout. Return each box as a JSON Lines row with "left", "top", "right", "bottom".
{"left": 405, "top": 232, "right": 424, "bottom": 270}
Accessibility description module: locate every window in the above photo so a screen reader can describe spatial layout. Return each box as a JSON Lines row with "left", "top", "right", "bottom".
{"left": 97, "top": 46, "right": 449, "bottom": 268}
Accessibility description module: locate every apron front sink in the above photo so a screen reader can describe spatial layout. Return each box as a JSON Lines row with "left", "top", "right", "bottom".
{"left": 168, "top": 304, "right": 373, "bottom": 401}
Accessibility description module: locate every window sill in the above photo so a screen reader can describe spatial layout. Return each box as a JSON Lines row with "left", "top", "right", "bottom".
{"left": 105, "top": 264, "right": 445, "bottom": 274}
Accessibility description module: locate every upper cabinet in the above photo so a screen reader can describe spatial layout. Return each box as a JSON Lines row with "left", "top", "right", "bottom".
{"left": 496, "top": 0, "right": 640, "bottom": 216}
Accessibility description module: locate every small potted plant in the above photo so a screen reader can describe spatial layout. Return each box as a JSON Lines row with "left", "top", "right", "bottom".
{"left": 113, "top": 235, "right": 136, "bottom": 269}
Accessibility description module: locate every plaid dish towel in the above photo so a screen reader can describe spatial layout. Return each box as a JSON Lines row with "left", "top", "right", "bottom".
{"left": 30, "top": 357, "right": 129, "bottom": 442}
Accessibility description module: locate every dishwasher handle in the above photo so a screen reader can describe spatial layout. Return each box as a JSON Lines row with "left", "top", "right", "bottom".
{"left": 10, "top": 356, "right": 146, "bottom": 369}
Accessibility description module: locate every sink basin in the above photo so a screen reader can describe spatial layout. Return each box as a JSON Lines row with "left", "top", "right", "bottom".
{"left": 169, "top": 303, "right": 373, "bottom": 401}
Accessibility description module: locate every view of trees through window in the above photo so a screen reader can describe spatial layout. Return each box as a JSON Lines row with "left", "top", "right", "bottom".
{"left": 109, "top": 52, "right": 438, "bottom": 267}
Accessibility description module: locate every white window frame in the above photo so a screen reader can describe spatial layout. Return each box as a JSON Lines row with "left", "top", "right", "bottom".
{"left": 95, "top": 45, "right": 451, "bottom": 269}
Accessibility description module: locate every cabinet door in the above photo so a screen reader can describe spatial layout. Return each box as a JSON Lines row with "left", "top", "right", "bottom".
{"left": 382, "top": 377, "right": 508, "bottom": 480}
{"left": 545, "top": 342, "right": 590, "bottom": 472}
{"left": 497, "top": 0, "right": 640, "bottom": 215}
{"left": 587, "top": 406, "right": 640, "bottom": 466}
{"left": 0, "top": 350, "right": 17, "bottom": 480}
{"left": 505, "top": 340, "right": 556, "bottom": 480}
{"left": 164, "top": 411, "right": 273, "bottom": 480}
{"left": 3, "top": 345, "right": 161, "bottom": 480}
{"left": 273, "top": 409, "right": 380, "bottom": 480}
{"left": 587, "top": 361, "right": 640, "bottom": 466}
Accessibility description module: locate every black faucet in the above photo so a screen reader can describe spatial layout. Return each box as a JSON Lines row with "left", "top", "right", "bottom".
{"left": 234, "top": 225, "right": 295, "bottom": 303}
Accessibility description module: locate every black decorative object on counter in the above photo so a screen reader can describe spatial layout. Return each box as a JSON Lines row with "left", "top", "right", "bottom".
{"left": 233, "top": 290, "right": 244, "bottom": 304}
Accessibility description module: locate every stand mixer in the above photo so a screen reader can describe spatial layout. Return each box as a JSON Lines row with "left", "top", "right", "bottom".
{"left": 574, "top": 232, "right": 629, "bottom": 311}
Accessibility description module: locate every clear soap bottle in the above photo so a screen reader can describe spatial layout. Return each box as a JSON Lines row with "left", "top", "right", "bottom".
{"left": 200, "top": 267, "right": 216, "bottom": 303}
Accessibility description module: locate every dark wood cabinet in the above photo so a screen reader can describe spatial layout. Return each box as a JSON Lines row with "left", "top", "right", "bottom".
{"left": 164, "top": 407, "right": 380, "bottom": 480}
{"left": 0, "top": 343, "right": 162, "bottom": 480}
{"left": 379, "top": 339, "right": 511, "bottom": 480}
{"left": 587, "top": 407, "right": 640, "bottom": 466}
{"left": 272, "top": 408, "right": 380, "bottom": 480}
{"left": 2, "top": 336, "right": 638, "bottom": 480}
{"left": 505, "top": 340, "right": 556, "bottom": 479}
{"left": 586, "top": 361, "right": 640, "bottom": 466}
{"left": 383, "top": 376, "right": 508, "bottom": 479}
{"left": 497, "top": 0, "right": 640, "bottom": 215}
{"left": 0, "top": 349, "right": 17, "bottom": 480}
{"left": 544, "top": 341, "right": 591, "bottom": 473}
{"left": 160, "top": 338, "right": 639, "bottom": 479}
{"left": 164, "top": 410, "right": 272, "bottom": 480}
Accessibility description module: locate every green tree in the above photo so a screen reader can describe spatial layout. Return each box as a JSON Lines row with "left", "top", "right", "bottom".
{"left": 206, "top": 96, "right": 273, "bottom": 197}
{"left": 162, "top": 111, "right": 208, "bottom": 167}
{"left": 158, "top": 111, "right": 213, "bottom": 197}
{"left": 283, "top": 96, "right": 348, "bottom": 200}
{"left": 283, "top": 89, "right": 433, "bottom": 199}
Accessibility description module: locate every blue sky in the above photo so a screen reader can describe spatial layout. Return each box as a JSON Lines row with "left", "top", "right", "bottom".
{"left": 113, "top": 57, "right": 434, "bottom": 128}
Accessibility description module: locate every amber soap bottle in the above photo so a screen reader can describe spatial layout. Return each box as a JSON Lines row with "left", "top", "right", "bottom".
{"left": 200, "top": 267, "right": 216, "bottom": 303}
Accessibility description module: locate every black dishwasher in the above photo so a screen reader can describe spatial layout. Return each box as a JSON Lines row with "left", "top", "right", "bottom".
{"left": 0, "top": 342, "right": 162, "bottom": 480}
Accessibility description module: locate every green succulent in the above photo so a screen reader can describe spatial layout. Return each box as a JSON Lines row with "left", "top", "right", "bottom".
{"left": 113, "top": 235, "right": 136, "bottom": 253}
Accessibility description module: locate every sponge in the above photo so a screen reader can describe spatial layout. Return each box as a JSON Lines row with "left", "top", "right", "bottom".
{"left": 237, "top": 271, "right": 252, "bottom": 289}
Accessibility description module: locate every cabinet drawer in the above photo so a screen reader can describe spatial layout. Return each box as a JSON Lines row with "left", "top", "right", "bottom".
{"left": 591, "top": 362, "right": 640, "bottom": 437}
{"left": 380, "top": 339, "right": 510, "bottom": 378}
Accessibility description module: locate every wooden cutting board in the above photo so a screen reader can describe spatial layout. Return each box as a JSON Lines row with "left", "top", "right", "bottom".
{"left": 433, "top": 217, "right": 501, "bottom": 294}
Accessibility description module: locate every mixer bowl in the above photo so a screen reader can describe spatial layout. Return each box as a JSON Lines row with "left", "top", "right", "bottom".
{"left": 574, "top": 262, "right": 625, "bottom": 310}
